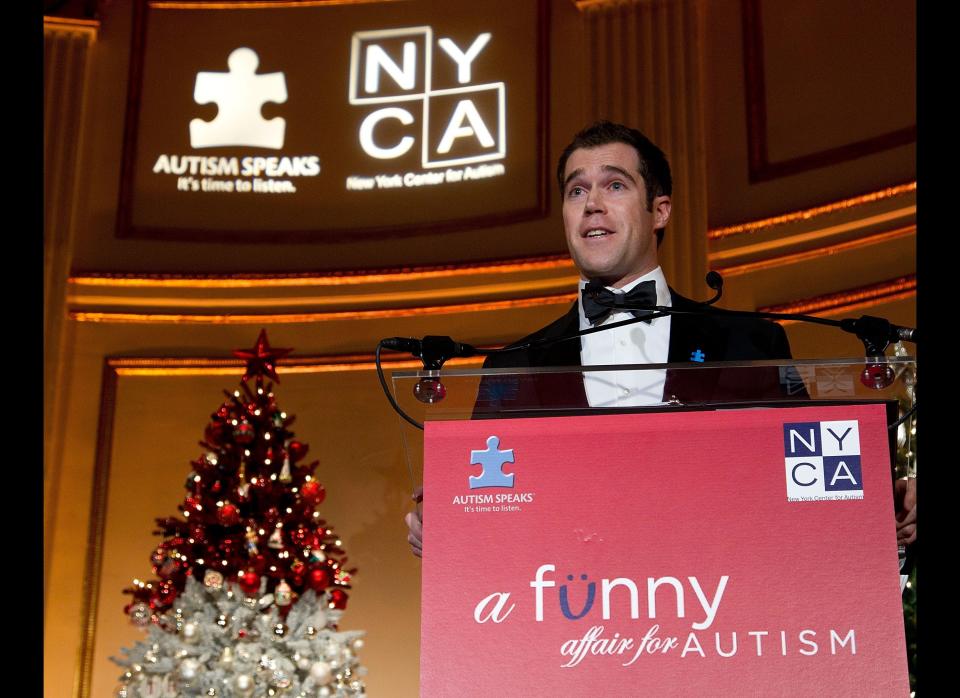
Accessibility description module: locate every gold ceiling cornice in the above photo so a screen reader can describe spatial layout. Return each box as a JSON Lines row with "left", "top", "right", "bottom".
{"left": 709, "top": 182, "right": 916, "bottom": 241}
{"left": 150, "top": 0, "right": 398, "bottom": 9}
{"left": 760, "top": 276, "right": 915, "bottom": 318}
{"left": 70, "top": 254, "right": 573, "bottom": 288}
{"left": 43, "top": 15, "right": 100, "bottom": 34}
{"left": 70, "top": 291, "right": 578, "bottom": 324}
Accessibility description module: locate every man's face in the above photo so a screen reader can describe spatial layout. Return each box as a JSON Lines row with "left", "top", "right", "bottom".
{"left": 561, "top": 142, "right": 671, "bottom": 288}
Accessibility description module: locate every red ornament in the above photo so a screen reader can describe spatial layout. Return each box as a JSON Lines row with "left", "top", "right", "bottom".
{"left": 204, "top": 422, "right": 227, "bottom": 446}
{"left": 300, "top": 481, "right": 325, "bottom": 505}
{"left": 238, "top": 570, "right": 261, "bottom": 595}
{"left": 308, "top": 567, "right": 331, "bottom": 591}
{"left": 287, "top": 441, "right": 308, "bottom": 462}
{"left": 233, "top": 421, "right": 255, "bottom": 444}
{"left": 329, "top": 588, "right": 348, "bottom": 609}
{"left": 218, "top": 503, "right": 241, "bottom": 526}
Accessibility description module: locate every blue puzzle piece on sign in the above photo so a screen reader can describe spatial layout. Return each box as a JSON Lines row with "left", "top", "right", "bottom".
{"left": 469, "top": 435, "right": 515, "bottom": 489}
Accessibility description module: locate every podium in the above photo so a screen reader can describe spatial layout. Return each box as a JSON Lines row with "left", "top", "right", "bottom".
{"left": 390, "top": 358, "right": 915, "bottom": 696}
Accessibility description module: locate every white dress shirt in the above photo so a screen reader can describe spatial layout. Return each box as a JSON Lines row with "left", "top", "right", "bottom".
{"left": 579, "top": 267, "right": 672, "bottom": 407}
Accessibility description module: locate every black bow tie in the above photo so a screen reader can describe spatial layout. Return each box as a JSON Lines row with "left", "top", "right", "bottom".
{"left": 581, "top": 279, "right": 658, "bottom": 324}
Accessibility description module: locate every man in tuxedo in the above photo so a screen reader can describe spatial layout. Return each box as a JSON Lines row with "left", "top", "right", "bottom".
{"left": 475, "top": 120, "right": 793, "bottom": 412}
{"left": 405, "top": 120, "right": 916, "bottom": 554}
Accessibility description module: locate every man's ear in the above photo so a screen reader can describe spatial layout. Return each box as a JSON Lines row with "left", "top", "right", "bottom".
{"left": 653, "top": 195, "right": 671, "bottom": 229}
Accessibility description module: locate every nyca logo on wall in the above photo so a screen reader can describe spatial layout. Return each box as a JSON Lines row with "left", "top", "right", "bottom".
{"left": 348, "top": 26, "right": 505, "bottom": 168}
{"left": 783, "top": 421, "right": 864, "bottom": 501}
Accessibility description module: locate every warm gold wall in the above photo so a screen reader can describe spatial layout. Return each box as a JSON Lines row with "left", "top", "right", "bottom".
{"left": 44, "top": 1, "right": 915, "bottom": 696}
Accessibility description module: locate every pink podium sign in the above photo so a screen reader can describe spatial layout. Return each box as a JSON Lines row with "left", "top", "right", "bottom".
{"left": 421, "top": 404, "right": 908, "bottom": 696}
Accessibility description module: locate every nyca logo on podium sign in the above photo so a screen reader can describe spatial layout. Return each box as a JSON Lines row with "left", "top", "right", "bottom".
{"left": 348, "top": 26, "right": 505, "bottom": 168}
{"left": 783, "top": 420, "right": 864, "bottom": 501}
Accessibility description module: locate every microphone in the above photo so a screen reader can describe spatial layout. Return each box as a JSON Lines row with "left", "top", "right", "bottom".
{"left": 380, "top": 336, "right": 480, "bottom": 370}
{"left": 380, "top": 336, "right": 482, "bottom": 405}
{"left": 703, "top": 271, "right": 723, "bottom": 306}
{"left": 839, "top": 317, "right": 918, "bottom": 350}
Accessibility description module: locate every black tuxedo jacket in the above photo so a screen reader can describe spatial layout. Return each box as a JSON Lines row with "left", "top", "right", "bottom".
{"left": 475, "top": 289, "right": 797, "bottom": 414}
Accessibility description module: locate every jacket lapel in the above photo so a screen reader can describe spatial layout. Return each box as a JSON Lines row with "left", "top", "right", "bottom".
{"left": 664, "top": 289, "right": 727, "bottom": 402}
{"left": 532, "top": 301, "right": 588, "bottom": 409}
{"left": 536, "top": 301, "right": 582, "bottom": 367}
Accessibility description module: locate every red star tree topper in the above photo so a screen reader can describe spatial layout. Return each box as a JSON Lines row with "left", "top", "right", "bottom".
{"left": 233, "top": 328, "right": 293, "bottom": 384}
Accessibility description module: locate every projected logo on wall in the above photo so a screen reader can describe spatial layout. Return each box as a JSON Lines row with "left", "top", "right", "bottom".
{"left": 191, "top": 47, "right": 288, "bottom": 150}
{"left": 151, "top": 47, "right": 321, "bottom": 195}
{"left": 119, "top": 0, "right": 545, "bottom": 240}
{"left": 346, "top": 27, "right": 506, "bottom": 191}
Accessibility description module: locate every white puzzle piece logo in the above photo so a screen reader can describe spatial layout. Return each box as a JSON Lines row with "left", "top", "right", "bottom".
{"left": 189, "top": 47, "right": 287, "bottom": 150}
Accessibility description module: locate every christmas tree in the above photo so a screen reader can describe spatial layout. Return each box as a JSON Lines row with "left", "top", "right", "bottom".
{"left": 112, "top": 331, "right": 367, "bottom": 697}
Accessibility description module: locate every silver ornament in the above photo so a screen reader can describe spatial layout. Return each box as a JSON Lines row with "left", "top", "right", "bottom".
{"left": 182, "top": 621, "right": 199, "bottom": 643}
{"left": 351, "top": 638, "right": 364, "bottom": 651}
{"left": 128, "top": 602, "right": 151, "bottom": 627}
{"left": 179, "top": 657, "right": 201, "bottom": 681}
{"left": 309, "top": 661, "right": 333, "bottom": 684}
{"left": 296, "top": 655, "right": 311, "bottom": 671}
{"left": 234, "top": 674, "right": 255, "bottom": 697}
{"left": 273, "top": 623, "right": 288, "bottom": 637}
{"left": 204, "top": 569, "right": 225, "bottom": 590}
